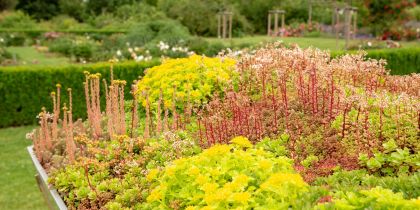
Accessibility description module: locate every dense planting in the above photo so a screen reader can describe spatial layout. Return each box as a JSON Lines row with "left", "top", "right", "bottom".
{"left": 27, "top": 46, "right": 419, "bottom": 209}
{"left": 137, "top": 55, "right": 236, "bottom": 109}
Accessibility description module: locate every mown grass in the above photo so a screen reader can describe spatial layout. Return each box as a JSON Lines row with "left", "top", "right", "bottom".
{"left": 0, "top": 126, "right": 47, "bottom": 210}
{"left": 206, "top": 36, "right": 420, "bottom": 51}
{"left": 7, "top": 46, "right": 69, "bottom": 66}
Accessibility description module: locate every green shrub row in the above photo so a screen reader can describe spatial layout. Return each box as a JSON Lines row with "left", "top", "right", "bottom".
{"left": 0, "top": 61, "right": 159, "bottom": 128}
{"left": 0, "top": 28, "right": 128, "bottom": 38}
{"left": 331, "top": 48, "right": 420, "bottom": 75}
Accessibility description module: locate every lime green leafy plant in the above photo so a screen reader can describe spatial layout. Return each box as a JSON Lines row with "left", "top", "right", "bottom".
{"left": 142, "top": 136, "right": 309, "bottom": 209}
{"left": 358, "top": 139, "right": 420, "bottom": 176}
{"left": 316, "top": 187, "right": 420, "bottom": 209}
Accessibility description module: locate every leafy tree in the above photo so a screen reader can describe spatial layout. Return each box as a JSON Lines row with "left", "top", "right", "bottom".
{"left": 84, "top": 0, "right": 141, "bottom": 15}
{"left": 157, "top": 0, "right": 252, "bottom": 36}
{"left": 364, "top": 0, "right": 417, "bottom": 35}
{"left": 16, "top": 0, "right": 59, "bottom": 20}
{"left": 58, "top": 0, "right": 87, "bottom": 21}
{"left": 0, "top": 0, "right": 18, "bottom": 11}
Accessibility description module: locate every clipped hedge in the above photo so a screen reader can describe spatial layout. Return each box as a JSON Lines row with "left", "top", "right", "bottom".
{"left": 0, "top": 28, "right": 128, "bottom": 34}
{"left": 332, "top": 48, "right": 420, "bottom": 75}
{"left": 0, "top": 61, "right": 159, "bottom": 127}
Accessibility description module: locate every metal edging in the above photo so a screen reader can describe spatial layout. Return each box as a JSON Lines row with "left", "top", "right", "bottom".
{"left": 27, "top": 146, "right": 68, "bottom": 210}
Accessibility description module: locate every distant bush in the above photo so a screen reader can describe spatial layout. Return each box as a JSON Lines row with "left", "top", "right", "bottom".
{"left": 71, "top": 40, "right": 98, "bottom": 62}
{"left": 187, "top": 37, "right": 231, "bottom": 57}
{"left": 0, "top": 61, "right": 159, "bottom": 127}
{"left": 0, "top": 11, "right": 37, "bottom": 29}
{"left": 45, "top": 15, "right": 92, "bottom": 31}
{"left": 48, "top": 36, "right": 99, "bottom": 61}
{"left": 1, "top": 33, "right": 27, "bottom": 46}
{"left": 157, "top": 0, "right": 253, "bottom": 36}
{"left": 124, "top": 20, "right": 190, "bottom": 47}
{"left": 48, "top": 36, "right": 73, "bottom": 55}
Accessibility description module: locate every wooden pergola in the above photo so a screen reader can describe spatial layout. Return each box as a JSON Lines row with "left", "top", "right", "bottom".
{"left": 307, "top": 0, "right": 358, "bottom": 49}
{"left": 267, "top": 10, "right": 285, "bottom": 37}
{"left": 333, "top": 5, "right": 358, "bottom": 49}
{"left": 217, "top": 11, "right": 233, "bottom": 39}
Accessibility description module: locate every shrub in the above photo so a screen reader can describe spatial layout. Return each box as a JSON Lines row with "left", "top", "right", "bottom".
{"left": 186, "top": 37, "right": 210, "bottom": 55}
{"left": 205, "top": 41, "right": 227, "bottom": 56}
{"left": 136, "top": 55, "right": 236, "bottom": 109}
{"left": 124, "top": 20, "right": 190, "bottom": 47}
{"left": 47, "top": 15, "right": 91, "bottom": 31}
{"left": 0, "top": 11, "right": 37, "bottom": 29}
{"left": 48, "top": 36, "right": 73, "bottom": 55}
{"left": 157, "top": 0, "right": 253, "bottom": 36}
{"left": 1, "top": 33, "right": 27, "bottom": 46}
{"left": 142, "top": 137, "right": 309, "bottom": 209}
{"left": 0, "top": 61, "right": 159, "bottom": 127}
{"left": 48, "top": 36, "right": 99, "bottom": 61}
{"left": 71, "top": 40, "right": 98, "bottom": 62}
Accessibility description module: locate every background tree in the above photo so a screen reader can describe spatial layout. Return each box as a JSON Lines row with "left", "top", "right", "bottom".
{"left": 364, "top": 0, "right": 417, "bottom": 35}
{"left": 0, "top": 0, "right": 18, "bottom": 11}
{"left": 58, "top": 0, "right": 86, "bottom": 21}
{"left": 15, "top": 0, "right": 59, "bottom": 20}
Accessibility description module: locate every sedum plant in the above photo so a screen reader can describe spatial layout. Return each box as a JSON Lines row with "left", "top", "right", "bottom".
{"left": 358, "top": 139, "right": 420, "bottom": 176}
{"left": 314, "top": 170, "right": 420, "bottom": 199}
{"left": 141, "top": 136, "right": 309, "bottom": 209}
{"left": 316, "top": 187, "right": 420, "bottom": 209}
{"left": 49, "top": 132, "right": 201, "bottom": 209}
{"left": 136, "top": 54, "right": 236, "bottom": 109}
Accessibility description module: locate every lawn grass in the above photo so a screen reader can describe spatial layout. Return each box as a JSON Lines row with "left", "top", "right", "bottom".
{"left": 7, "top": 46, "right": 69, "bottom": 66}
{"left": 0, "top": 126, "right": 48, "bottom": 210}
{"left": 206, "top": 36, "right": 420, "bottom": 51}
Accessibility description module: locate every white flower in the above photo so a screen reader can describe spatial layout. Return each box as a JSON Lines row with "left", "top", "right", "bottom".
{"left": 157, "top": 41, "right": 169, "bottom": 51}
{"left": 135, "top": 55, "right": 144, "bottom": 62}
{"left": 128, "top": 48, "right": 133, "bottom": 53}
{"left": 0, "top": 38, "right": 3, "bottom": 43}
{"left": 367, "top": 42, "right": 372, "bottom": 47}
{"left": 126, "top": 42, "right": 130, "bottom": 46}
{"left": 116, "top": 50, "right": 122, "bottom": 56}
{"left": 145, "top": 56, "right": 152, "bottom": 61}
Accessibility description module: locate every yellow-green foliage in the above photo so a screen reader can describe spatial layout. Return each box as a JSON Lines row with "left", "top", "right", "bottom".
{"left": 137, "top": 55, "right": 236, "bottom": 108}
{"left": 142, "top": 136, "right": 308, "bottom": 209}
{"left": 317, "top": 187, "right": 420, "bottom": 209}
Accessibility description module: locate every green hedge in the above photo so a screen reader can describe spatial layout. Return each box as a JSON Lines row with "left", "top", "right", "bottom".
{"left": 331, "top": 48, "right": 420, "bottom": 75}
{"left": 0, "top": 61, "right": 159, "bottom": 128}
{"left": 0, "top": 28, "right": 128, "bottom": 34}
{"left": 0, "top": 29, "right": 128, "bottom": 39}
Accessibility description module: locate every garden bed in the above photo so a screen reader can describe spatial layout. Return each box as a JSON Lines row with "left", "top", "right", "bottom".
{"left": 25, "top": 45, "right": 420, "bottom": 209}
